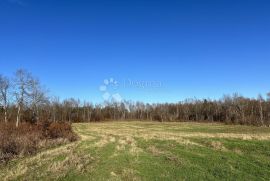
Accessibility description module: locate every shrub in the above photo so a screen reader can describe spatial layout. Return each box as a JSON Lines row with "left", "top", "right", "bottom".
{"left": 48, "top": 122, "right": 78, "bottom": 141}
{"left": 0, "top": 123, "right": 39, "bottom": 162}
{"left": 0, "top": 121, "right": 78, "bottom": 163}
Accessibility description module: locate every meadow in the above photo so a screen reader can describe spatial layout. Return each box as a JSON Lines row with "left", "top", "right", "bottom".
{"left": 1, "top": 121, "right": 270, "bottom": 181}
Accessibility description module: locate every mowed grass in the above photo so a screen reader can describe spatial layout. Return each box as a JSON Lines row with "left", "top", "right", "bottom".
{"left": 1, "top": 121, "right": 270, "bottom": 181}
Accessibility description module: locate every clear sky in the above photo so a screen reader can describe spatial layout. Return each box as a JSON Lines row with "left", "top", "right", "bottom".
{"left": 0, "top": 0, "right": 269, "bottom": 103}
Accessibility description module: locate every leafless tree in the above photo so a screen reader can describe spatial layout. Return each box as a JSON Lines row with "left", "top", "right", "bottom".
{"left": 14, "top": 69, "right": 32, "bottom": 127}
{"left": 258, "top": 94, "right": 264, "bottom": 125}
{"left": 2, "top": 69, "right": 270, "bottom": 126}
{"left": 51, "top": 96, "right": 60, "bottom": 122}
{"left": 29, "top": 77, "right": 49, "bottom": 122}
{"left": 0, "top": 75, "right": 10, "bottom": 123}
{"left": 267, "top": 92, "right": 270, "bottom": 102}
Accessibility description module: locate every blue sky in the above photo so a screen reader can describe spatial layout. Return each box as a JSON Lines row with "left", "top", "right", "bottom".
{"left": 0, "top": 0, "right": 269, "bottom": 103}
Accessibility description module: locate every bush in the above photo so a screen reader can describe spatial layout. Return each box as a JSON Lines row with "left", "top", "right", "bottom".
{"left": 0, "top": 121, "right": 78, "bottom": 163}
{"left": 48, "top": 122, "right": 78, "bottom": 141}
{"left": 0, "top": 123, "right": 38, "bottom": 162}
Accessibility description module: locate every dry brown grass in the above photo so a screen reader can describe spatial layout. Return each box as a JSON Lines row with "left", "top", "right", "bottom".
{"left": 77, "top": 121, "right": 270, "bottom": 142}
{"left": 147, "top": 145, "right": 165, "bottom": 156}
{"left": 72, "top": 121, "right": 270, "bottom": 165}
{"left": 1, "top": 142, "right": 78, "bottom": 180}
{"left": 209, "top": 141, "right": 227, "bottom": 151}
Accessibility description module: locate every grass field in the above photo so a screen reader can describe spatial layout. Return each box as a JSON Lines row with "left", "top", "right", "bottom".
{"left": 1, "top": 121, "right": 270, "bottom": 181}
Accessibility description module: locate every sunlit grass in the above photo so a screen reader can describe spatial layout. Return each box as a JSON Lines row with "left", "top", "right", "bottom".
{"left": 1, "top": 121, "right": 270, "bottom": 181}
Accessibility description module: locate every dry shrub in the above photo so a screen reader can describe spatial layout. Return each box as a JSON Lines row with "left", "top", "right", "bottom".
{"left": 47, "top": 122, "right": 78, "bottom": 141}
{"left": 0, "top": 121, "right": 78, "bottom": 163}
{"left": 0, "top": 123, "right": 39, "bottom": 162}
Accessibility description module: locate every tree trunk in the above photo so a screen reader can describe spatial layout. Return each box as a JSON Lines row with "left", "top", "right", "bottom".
{"left": 259, "top": 101, "right": 264, "bottom": 125}
{"left": 4, "top": 105, "right": 7, "bottom": 123}
{"left": 53, "top": 111, "right": 56, "bottom": 122}
{"left": 16, "top": 105, "right": 21, "bottom": 127}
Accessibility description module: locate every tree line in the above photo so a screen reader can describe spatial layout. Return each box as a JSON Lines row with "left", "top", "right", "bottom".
{"left": 1, "top": 69, "right": 270, "bottom": 126}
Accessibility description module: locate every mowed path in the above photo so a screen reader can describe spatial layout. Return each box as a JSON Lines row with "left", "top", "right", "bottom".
{"left": 1, "top": 121, "right": 270, "bottom": 181}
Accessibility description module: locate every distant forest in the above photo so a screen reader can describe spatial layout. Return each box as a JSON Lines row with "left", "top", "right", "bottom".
{"left": 1, "top": 69, "right": 270, "bottom": 126}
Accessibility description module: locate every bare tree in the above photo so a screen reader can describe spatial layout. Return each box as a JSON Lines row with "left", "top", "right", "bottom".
{"left": 258, "top": 94, "right": 264, "bottom": 125}
{"left": 29, "top": 77, "right": 49, "bottom": 122}
{"left": 51, "top": 96, "right": 60, "bottom": 122}
{"left": 86, "top": 102, "right": 93, "bottom": 122}
{"left": 0, "top": 75, "right": 10, "bottom": 123}
{"left": 14, "top": 69, "right": 32, "bottom": 127}
{"left": 267, "top": 92, "right": 270, "bottom": 102}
